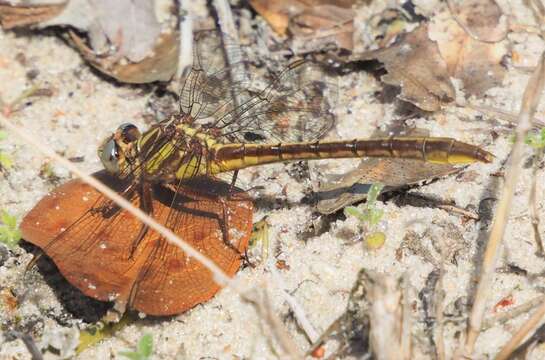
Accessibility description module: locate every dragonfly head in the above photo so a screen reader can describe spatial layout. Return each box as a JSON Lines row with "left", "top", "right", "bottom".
{"left": 98, "top": 123, "right": 141, "bottom": 177}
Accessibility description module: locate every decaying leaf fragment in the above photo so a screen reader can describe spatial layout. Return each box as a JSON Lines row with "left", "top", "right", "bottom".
{"left": 249, "top": 0, "right": 355, "bottom": 52}
{"left": 429, "top": 0, "right": 508, "bottom": 96}
{"left": 289, "top": 4, "right": 355, "bottom": 53}
{"left": 346, "top": 0, "right": 508, "bottom": 110}
{"left": 309, "top": 269, "right": 406, "bottom": 357}
{"left": 315, "top": 158, "right": 458, "bottom": 214}
{"left": 0, "top": 0, "right": 179, "bottom": 83}
{"left": 0, "top": 1, "right": 65, "bottom": 28}
{"left": 351, "top": 24, "right": 455, "bottom": 112}
{"left": 314, "top": 127, "right": 460, "bottom": 214}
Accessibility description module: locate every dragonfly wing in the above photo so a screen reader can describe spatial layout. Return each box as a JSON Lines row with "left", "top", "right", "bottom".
{"left": 179, "top": 30, "right": 251, "bottom": 124}
{"left": 218, "top": 60, "right": 337, "bottom": 143}
{"left": 126, "top": 178, "right": 253, "bottom": 316}
{"left": 179, "top": 29, "right": 336, "bottom": 143}
{"left": 21, "top": 171, "right": 146, "bottom": 306}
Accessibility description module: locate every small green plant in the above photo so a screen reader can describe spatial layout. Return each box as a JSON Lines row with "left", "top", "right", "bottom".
{"left": 525, "top": 128, "right": 545, "bottom": 149}
{"left": 0, "top": 131, "right": 13, "bottom": 171}
{"left": 344, "top": 183, "right": 386, "bottom": 249}
{"left": 344, "top": 183, "right": 385, "bottom": 227}
{"left": 0, "top": 210, "right": 21, "bottom": 249}
{"left": 119, "top": 334, "right": 153, "bottom": 360}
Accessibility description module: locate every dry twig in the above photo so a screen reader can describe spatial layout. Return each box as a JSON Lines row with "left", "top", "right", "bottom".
{"left": 269, "top": 263, "right": 320, "bottom": 344}
{"left": 461, "top": 52, "right": 545, "bottom": 357}
{"left": 434, "top": 261, "right": 446, "bottom": 360}
{"left": 175, "top": 0, "right": 193, "bottom": 80}
{"left": 243, "top": 286, "right": 303, "bottom": 359}
{"left": 401, "top": 274, "right": 412, "bottom": 360}
{"left": 529, "top": 146, "right": 544, "bottom": 255}
{"left": 495, "top": 300, "right": 545, "bottom": 360}
{"left": 483, "top": 295, "right": 545, "bottom": 330}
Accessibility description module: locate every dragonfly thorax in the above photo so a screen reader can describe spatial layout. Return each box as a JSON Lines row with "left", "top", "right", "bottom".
{"left": 99, "top": 122, "right": 225, "bottom": 183}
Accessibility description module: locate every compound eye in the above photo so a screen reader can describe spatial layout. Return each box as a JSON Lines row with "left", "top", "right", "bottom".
{"left": 118, "top": 123, "right": 141, "bottom": 143}
{"left": 99, "top": 137, "right": 120, "bottom": 174}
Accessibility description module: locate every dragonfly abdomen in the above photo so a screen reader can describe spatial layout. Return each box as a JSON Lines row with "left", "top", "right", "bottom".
{"left": 212, "top": 137, "right": 492, "bottom": 174}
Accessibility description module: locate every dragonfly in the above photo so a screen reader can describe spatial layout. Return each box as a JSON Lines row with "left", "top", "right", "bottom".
{"left": 21, "top": 30, "right": 493, "bottom": 317}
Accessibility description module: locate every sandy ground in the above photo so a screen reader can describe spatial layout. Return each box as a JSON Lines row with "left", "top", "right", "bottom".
{"left": 1, "top": 0, "right": 545, "bottom": 359}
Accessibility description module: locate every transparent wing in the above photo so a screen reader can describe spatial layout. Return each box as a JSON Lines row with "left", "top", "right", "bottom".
{"left": 179, "top": 30, "right": 251, "bottom": 123}
{"left": 178, "top": 29, "right": 337, "bottom": 143}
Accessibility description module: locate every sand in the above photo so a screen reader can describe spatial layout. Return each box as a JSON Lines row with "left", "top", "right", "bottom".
{"left": 1, "top": 0, "right": 545, "bottom": 359}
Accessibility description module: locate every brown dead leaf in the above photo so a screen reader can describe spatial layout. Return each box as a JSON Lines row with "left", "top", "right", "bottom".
{"left": 429, "top": 0, "right": 508, "bottom": 96}
{"left": 249, "top": 0, "right": 296, "bottom": 36}
{"left": 290, "top": 5, "right": 355, "bottom": 52}
{"left": 315, "top": 158, "right": 459, "bottom": 214}
{"left": 0, "top": 0, "right": 179, "bottom": 83}
{"left": 0, "top": 1, "right": 66, "bottom": 29}
{"left": 70, "top": 30, "right": 179, "bottom": 84}
{"left": 249, "top": 0, "right": 355, "bottom": 51}
{"left": 351, "top": 24, "right": 455, "bottom": 112}
{"left": 446, "top": 0, "right": 507, "bottom": 42}
{"left": 314, "top": 127, "right": 460, "bottom": 214}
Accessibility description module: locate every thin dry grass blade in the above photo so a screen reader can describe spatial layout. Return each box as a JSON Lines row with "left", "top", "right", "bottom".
{"left": 529, "top": 146, "right": 544, "bottom": 255}
{"left": 175, "top": 0, "right": 193, "bottom": 80}
{"left": 243, "top": 286, "right": 304, "bottom": 359}
{"left": 401, "top": 273, "right": 413, "bottom": 360}
{"left": 212, "top": 0, "right": 248, "bottom": 96}
{"left": 483, "top": 295, "right": 545, "bottom": 330}
{"left": 461, "top": 52, "right": 545, "bottom": 357}
{"left": 369, "top": 273, "right": 403, "bottom": 360}
{"left": 269, "top": 264, "right": 319, "bottom": 343}
{"left": 434, "top": 261, "right": 446, "bottom": 360}
{"left": 494, "top": 301, "right": 545, "bottom": 360}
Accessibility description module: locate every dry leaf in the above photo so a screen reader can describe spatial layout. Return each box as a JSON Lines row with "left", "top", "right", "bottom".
{"left": 446, "top": 0, "right": 507, "bottom": 42}
{"left": 351, "top": 24, "right": 455, "bottom": 112}
{"left": 314, "top": 127, "right": 460, "bottom": 214}
{"left": 0, "top": 1, "right": 66, "bottom": 28}
{"left": 249, "top": 0, "right": 298, "bottom": 35}
{"left": 69, "top": 30, "right": 179, "bottom": 84}
{"left": 0, "top": 0, "right": 179, "bottom": 83}
{"left": 316, "top": 158, "right": 459, "bottom": 214}
{"left": 339, "top": 0, "right": 507, "bottom": 109}
{"left": 249, "top": 0, "right": 355, "bottom": 51}
{"left": 429, "top": 0, "right": 508, "bottom": 96}
{"left": 21, "top": 171, "right": 254, "bottom": 316}
{"left": 289, "top": 5, "right": 355, "bottom": 52}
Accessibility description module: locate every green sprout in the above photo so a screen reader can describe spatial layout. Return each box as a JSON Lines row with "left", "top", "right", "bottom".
{"left": 344, "top": 183, "right": 385, "bottom": 227}
{"left": 525, "top": 128, "right": 545, "bottom": 149}
{"left": 0, "top": 131, "right": 13, "bottom": 171}
{"left": 344, "top": 183, "right": 386, "bottom": 249}
{"left": 119, "top": 334, "right": 153, "bottom": 360}
{"left": 0, "top": 210, "right": 21, "bottom": 249}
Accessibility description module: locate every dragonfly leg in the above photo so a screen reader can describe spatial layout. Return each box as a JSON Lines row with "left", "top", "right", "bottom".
{"left": 215, "top": 196, "right": 244, "bottom": 259}
{"left": 128, "top": 181, "right": 154, "bottom": 260}
{"left": 217, "top": 197, "right": 231, "bottom": 249}
{"left": 231, "top": 170, "right": 239, "bottom": 187}
{"left": 24, "top": 250, "right": 44, "bottom": 274}
{"left": 242, "top": 248, "right": 255, "bottom": 268}
{"left": 91, "top": 182, "right": 136, "bottom": 216}
{"left": 228, "top": 170, "right": 239, "bottom": 196}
